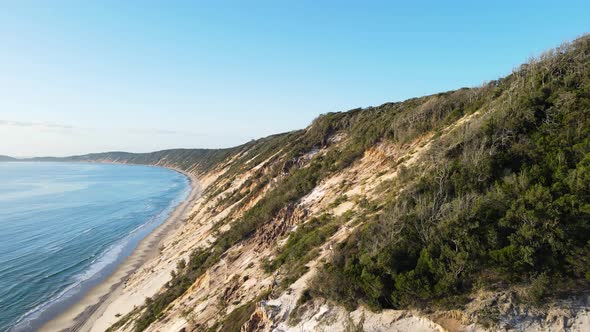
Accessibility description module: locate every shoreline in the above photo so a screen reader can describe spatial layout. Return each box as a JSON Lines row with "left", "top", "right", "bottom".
{"left": 39, "top": 166, "right": 201, "bottom": 332}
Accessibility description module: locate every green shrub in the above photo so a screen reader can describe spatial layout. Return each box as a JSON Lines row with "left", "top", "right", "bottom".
{"left": 313, "top": 35, "right": 590, "bottom": 311}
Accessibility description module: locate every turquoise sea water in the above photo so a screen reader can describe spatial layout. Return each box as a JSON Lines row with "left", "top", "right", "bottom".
{"left": 0, "top": 162, "right": 189, "bottom": 332}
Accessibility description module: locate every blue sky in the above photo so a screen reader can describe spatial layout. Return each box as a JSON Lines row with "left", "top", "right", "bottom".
{"left": 0, "top": 1, "right": 588, "bottom": 157}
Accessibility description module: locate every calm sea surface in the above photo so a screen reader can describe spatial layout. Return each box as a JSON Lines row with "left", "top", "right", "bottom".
{"left": 0, "top": 162, "right": 189, "bottom": 332}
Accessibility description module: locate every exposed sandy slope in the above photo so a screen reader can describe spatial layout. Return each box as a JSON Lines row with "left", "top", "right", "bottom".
{"left": 106, "top": 128, "right": 439, "bottom": 332}
{"left": 58, "top": 109, "right": 590, "bottom": 332}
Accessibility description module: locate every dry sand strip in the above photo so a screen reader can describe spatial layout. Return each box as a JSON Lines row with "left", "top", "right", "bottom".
{"left": 40, "top": 168, "right": 201, "bottom": 332}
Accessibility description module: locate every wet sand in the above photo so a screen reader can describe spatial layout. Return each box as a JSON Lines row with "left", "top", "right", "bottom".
{"left": 39, "top": 168, "right": 200, "bottom": 332}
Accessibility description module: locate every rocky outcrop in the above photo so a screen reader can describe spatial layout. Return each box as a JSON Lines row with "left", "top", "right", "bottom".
{"left": 240, "top": 302, "right": 273, "bottom": 332}
{"left": 459, "top": 291, "right": 590, "bottom": 331}
{"left": 254, "top": 204, "right": 308, "bottom": 248}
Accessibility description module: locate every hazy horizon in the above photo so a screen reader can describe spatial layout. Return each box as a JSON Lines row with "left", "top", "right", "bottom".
{"left": 1, "top": 1, "right": 588, "bottom": 157}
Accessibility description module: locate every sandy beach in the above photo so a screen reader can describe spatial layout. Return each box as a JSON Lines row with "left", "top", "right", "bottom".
{"left": 39, "top": 167, "right": 201, "bottom": 332}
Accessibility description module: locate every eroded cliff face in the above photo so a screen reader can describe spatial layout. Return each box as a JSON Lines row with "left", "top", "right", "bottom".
{"left": 98, "top": 129, "right": 432, "bottom": 331}
{"left": 100, "top": 109, "right": 589, "bottom": 332}
{"left": 94, "top": 36, "right": 590, "bottom": 332}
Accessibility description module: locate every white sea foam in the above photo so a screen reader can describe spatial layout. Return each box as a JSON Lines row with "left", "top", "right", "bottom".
{"left": 2, "top": 163, "right": 191, "bottom": 332}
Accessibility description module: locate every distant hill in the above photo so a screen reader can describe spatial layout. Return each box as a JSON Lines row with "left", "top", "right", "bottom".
{"left": 24, "top": 144, "right": 271, "bottom": 175}
{"left": 0, "top": 155, "right": 16, "bottom": 161}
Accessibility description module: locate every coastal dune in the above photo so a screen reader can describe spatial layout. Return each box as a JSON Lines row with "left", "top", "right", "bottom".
{"left": 25, "top": 36, "right": 590, "bottom": 332}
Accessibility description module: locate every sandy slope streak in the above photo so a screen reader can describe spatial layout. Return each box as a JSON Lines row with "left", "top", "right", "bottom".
{"left": 99, "top": 111, "right": 590, "bottom": 332}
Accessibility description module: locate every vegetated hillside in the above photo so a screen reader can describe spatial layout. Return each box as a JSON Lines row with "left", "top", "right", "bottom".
{"left": 26, "top": 147, "right": 248, "bottom": 174}
{"left": 99, "top": 35, "right": 590, "bottom": 332}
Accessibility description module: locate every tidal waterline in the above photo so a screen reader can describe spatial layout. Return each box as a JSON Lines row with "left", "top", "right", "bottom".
{"left": 0, "top": 162, "right": 189, "bottom": 332}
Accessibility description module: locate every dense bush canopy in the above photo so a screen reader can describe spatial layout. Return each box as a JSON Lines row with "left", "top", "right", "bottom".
{"left": 313, "top": 36, "right": 590, "bottom": 310}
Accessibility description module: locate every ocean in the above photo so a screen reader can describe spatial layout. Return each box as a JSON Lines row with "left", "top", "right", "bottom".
{"left": 0, "top": 162, "right": 190, "bottom": 332}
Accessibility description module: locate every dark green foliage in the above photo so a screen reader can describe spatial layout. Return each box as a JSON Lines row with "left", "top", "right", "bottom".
{"left": 263, "top": 214, "right": 342, "bottom": 288}
{"left": 329, "top": 195, "right": 348, "bottom": 208}
{"left": 313, "top": 35, "right": 590, "bottom": 310}
{"left": 525, "top": 272, "right": 551, "bottom": 304}
{"left": 208, "top": 290, "right": 271, "bottom": 332}
{"left": 216, "top": 300, "right": 257, "bottom": 332}
{"left": 265, "top": 214, "right": 338, "bottom": 272}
